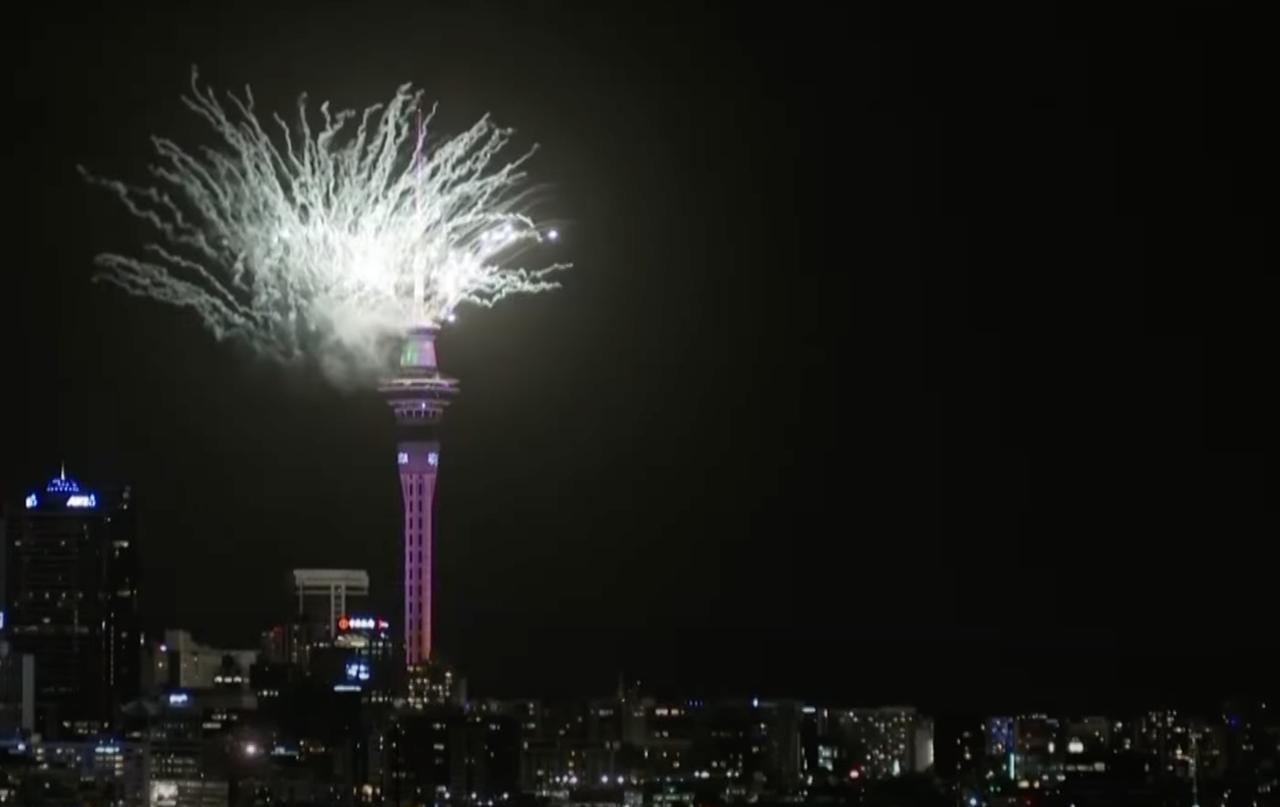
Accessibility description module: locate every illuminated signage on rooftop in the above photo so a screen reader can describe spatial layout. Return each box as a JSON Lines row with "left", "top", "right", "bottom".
{"left": 46, "top": 474, "right": 81, "bottom": 493}
{"left": 27, "top": 469, "right": 101, "bottom": 510}
{"left": 338, "top": 615, "right": 389, "bottom": 632}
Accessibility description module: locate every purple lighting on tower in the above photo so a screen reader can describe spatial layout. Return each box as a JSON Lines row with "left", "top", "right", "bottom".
{"left": 380, "top": 328, "right": 458, "bottom": 666}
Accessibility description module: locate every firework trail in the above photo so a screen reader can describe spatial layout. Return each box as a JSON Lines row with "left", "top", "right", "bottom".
{"left": 82, "top": 69, "right": 566, "bottom": 381}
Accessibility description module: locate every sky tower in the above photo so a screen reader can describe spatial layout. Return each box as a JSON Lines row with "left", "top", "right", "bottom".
{"left": 81, "top": 75, "right": 563, "bottom": 665}
{"left": 380, "top": 327, "right": 458, "bottom": 666}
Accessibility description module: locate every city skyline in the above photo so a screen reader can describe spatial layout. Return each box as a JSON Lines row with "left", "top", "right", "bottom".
{"left": 4, "top": 0, "right": 1277, "bottom": 713}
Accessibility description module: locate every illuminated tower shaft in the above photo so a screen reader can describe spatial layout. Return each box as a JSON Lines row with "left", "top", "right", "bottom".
{"left": 380, "top": 328, "right": 458, "bottom": 666}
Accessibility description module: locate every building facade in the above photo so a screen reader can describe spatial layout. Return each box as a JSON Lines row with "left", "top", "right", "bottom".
{"left": 152, "top": 629, "right": 258, "bottom": 691}
{"left": 2, "top": 469, "right": 139, "bottom": 737}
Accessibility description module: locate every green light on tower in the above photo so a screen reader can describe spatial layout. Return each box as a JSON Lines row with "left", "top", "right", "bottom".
{"left": 401, "top": 340, "right": 418, "bottom": 367}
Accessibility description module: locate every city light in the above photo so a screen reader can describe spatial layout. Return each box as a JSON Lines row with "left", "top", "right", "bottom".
{"left": 339, "top": 616, "right": 389, "bottom": 631}
{"left": 6, "top": 23, "right": 1269, "bottom": 807}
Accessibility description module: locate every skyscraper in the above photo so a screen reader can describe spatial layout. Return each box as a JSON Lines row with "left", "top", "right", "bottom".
{"left": 2, "top": 468, "right": 139, "bottom": 736}
{"left": 379, "top": 328, "right": 458, "bottom": 667}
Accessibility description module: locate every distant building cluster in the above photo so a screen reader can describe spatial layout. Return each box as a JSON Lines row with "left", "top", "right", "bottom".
{"left": 2, "top": 472, "right": 1277, "bottom": 806}
{"left": 949, "top": 707, "right": 1279, "bottom": 806}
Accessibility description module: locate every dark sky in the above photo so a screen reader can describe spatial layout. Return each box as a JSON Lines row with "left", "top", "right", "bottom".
{"left": 4, "top": 3, "right": 1276, "bottom": 710}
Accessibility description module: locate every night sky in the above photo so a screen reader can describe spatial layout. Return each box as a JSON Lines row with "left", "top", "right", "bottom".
{"left": 4, "top": 4, "right": 1276, "bottom": 710}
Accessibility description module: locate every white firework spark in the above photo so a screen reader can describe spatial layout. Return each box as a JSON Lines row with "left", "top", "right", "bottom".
{"left": 82, "top": 69, "right": 566, "bottom": 377}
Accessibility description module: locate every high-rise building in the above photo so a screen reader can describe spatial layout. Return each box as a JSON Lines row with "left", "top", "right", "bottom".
{"left": 292, "top": 568, "right": 370, "bottom": 638}
{"left": 135, "top": 690, "right": 237, "bottom": 807}
{"left": 317, "top": 613, "right": 400, "bottom": 704}
{"left": 379, "top": 328, "right": 458, "bottom": 667}
{"left": 2, "top": 468, "right": 139, "bottom": 737}
{"left": 265, "top": 569, "right": 371, "bottom": 672}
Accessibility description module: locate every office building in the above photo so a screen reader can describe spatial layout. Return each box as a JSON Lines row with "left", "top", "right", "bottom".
{"left": 2, "top": 468, "right": 139, "bottom": 737}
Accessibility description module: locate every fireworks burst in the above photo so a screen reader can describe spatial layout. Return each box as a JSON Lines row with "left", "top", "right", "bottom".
{"left": 82, "top": 69, "right": 566, "bottom": 379}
